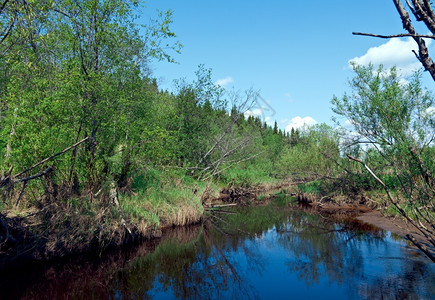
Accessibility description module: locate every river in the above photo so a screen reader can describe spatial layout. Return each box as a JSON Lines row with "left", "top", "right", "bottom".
{"left": 2, "top": 204, "right": 434, "bottom": 299}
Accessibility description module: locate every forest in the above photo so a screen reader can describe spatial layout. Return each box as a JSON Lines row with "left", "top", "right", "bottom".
{"left": 0, "top": 0, "right": 434, "bottom": 264}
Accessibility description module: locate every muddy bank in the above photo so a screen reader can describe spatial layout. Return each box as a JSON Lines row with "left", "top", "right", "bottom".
{"left": 303, "top": 198, "right": 435, "bottom": 260}
{"left": 283, "top": 189, "right": 435, "bottom": 261}
{"left": 357, "top": 210, "right": 435, "bottom": 257}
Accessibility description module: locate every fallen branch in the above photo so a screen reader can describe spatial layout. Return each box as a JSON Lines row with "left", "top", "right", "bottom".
{"left": 14, "top": 136, "right": 89, "bottom": 178}
{"left": 210, "top": 203, "right": 238, "bottom": 208}
{"left": 14, "top": 166, "right": 53, "bottom": 183}
{"left": 15, "top": 181, "right": 27, "bottom": 206}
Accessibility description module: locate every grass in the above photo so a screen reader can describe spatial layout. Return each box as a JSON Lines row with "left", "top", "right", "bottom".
{"left": 298, "top": 180, "right": 322, "bottom": 194}
{"left": 119, "top": 168, "right": 211, "bottom": 230}
{"left": 220, "top": 163, "right": 278, "bottom": 186}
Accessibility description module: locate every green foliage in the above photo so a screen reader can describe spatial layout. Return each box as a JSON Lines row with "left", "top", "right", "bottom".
{"left": 278, "top": 124, "right": 341, "bottom": 177}
{"left": 332, "top": 64, "right": 434, "bottom": 153}
{"left": 332, "top": 64, "right": 434, "bottom": 201}
{"left": 219, "top": 162, "right": 276, "bottom": 186}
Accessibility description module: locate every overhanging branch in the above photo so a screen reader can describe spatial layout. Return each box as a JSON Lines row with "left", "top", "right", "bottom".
{"left": 352, "top": 32, "right": 435, "bottom": 39}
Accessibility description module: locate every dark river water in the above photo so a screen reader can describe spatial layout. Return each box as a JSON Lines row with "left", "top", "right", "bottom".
{"left": 2, "top": 204, "right": 435, "bottom": 299}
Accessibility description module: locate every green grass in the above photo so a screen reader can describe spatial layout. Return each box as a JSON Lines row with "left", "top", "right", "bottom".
{"left": 298, "top": 180, "right": 321, "bottom": 194}
{"left": 119, "top": 168, "right": 208, "bottom": 229}
{"left": 219, "top": 163, "right": 278, "bottom": 186}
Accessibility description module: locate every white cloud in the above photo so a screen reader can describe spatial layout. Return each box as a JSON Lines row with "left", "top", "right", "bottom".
{"left": 215, "top": 76, "right": 234, "bottom": 87}
{"left": 265, "top": 116, "right": 273, "bottom": 126}
{"left": 349, "top": 38, "right": 432, "bottom": 76}
{"left": 284, "top": 116, "right": 317, "bottom": 132}
{"left": 244, "top": 108, "right": 263, "bottom": 118}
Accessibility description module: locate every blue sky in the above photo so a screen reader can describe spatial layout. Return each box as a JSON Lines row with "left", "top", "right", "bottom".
{"left": 139, "top": 1, "right": 434, "bottom": 131}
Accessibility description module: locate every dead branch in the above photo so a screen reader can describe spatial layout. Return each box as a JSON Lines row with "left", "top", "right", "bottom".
{"left": 15, "top": 181, "right": 27, "bottom": 206}
{"left": 14, "top": 166, "right": 53, "bottom": 183}
{"left": 202, "top": 152, "right": 263, "bottom": 182}
{"left": 393, "top": 0, "right": 435, "bottom": 80}
{"left": 14, "top": 136, "right": 89, "bottom": 178}
{"left": 352, "top": 32, "right": 435, "bottom": 39}
{"left": 408, "top": 0, "right": 435, "bottom": 34}
{"left": 353, "top": 0, "right": 435, "bottom": 81}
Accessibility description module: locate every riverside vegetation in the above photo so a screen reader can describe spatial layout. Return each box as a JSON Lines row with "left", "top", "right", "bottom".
{"left": 0, "top": 0, "right": 434, "bottom": 265}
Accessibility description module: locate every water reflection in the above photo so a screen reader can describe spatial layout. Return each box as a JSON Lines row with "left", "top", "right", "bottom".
{"left": 3, "top": 205, "right": 435, "bottom": 299}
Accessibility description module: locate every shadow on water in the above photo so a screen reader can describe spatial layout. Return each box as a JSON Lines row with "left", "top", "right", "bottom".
{"left": 2, "top": 204, "right": 435, "bottom": 299}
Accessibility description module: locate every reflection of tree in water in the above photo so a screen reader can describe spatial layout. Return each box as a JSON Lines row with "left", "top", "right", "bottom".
{"left": 108, "top": 216, "right": 268, "bottom": 299}
{"left": 8, "top": 205, "right": 435, "bottom": 299}
{"left": 275, "top": 209, "right": 435, "bottom": 299}
{"left": 276, "top": 211, "right": 376, "bottom": 286}
{"left": 107, "top": 205, "right": 295, "bottom": 299}
{"left": 357, "top": 258, "right": 435, "bottom": 299}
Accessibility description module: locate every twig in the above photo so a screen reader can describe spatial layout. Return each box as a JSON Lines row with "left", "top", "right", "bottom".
{"left": 352, "top": 32, "right": 435, "bottom": 39}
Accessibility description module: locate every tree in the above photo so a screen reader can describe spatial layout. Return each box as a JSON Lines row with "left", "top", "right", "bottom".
{"left": 353, "top": 0, "right": 435, "bottom": 81}
{"left": 0, "top": 0, "right": 182, "bottom": 193}
{"left": 332, "top": 64, "right": 435, "bottom": 257}
{"left": 278, "top": 124, "right": 341, "bottom": 179}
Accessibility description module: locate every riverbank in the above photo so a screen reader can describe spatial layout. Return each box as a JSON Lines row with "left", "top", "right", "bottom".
{"left": 0, "top": 178, "right": 295, "bottom": 270}
{"left": 1, "top": 176, "right": 433, "bottom": 270}
{"left": 3, "top": 197, "right": 434, "bottom": 300}
{"left": 357, "top": 210, "right": 435, "bottom": 258}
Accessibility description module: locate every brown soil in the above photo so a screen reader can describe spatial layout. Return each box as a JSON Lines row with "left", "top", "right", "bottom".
{"left": 356, "top": 210, "right": 434, "bottom": 255}
{"left": 295, "top": 199, "right": 435, "bottom": 260}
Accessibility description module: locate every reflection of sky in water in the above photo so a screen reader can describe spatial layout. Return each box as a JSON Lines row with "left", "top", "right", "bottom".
{"left": 149, "top": 226, "right": 435, "bottom": 299}
{"left": 7, "top": 209, "right": 434, "bottom": 299}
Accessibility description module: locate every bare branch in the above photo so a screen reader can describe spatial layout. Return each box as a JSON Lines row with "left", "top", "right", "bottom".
{"left": 406, "top": 234, "right": 435, "bottom": 262}
{"left": 14, "top": 166, "right": 53, "bottom": 183}
{"left": 393, "top": 0, "right": 435, "bottom": 80}
{"left": 15, "top": 180, "right": 27, "bottom": 206}
{"left": 411, "top": 0, "right": 435, "bottom": 34}
{"left": 422, "top": 0, "right": 435, "bottom": 21}
{"left": 352, "top": 32, "right": 435, "bottom": 39}
{"left": 14, "top": 136, "right": 89, "bottom": 178}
